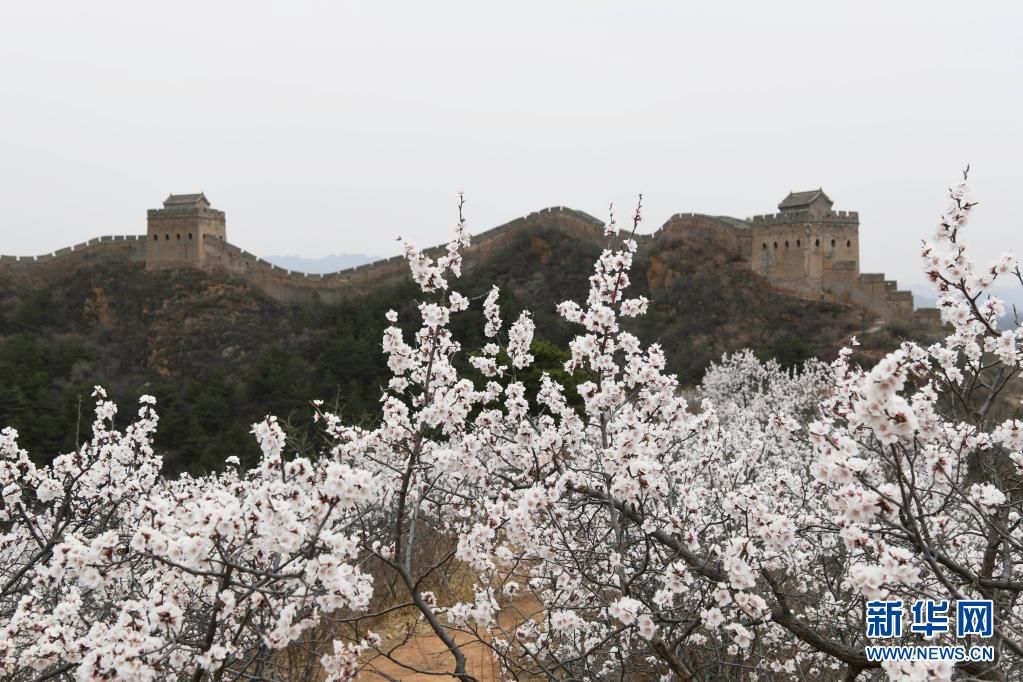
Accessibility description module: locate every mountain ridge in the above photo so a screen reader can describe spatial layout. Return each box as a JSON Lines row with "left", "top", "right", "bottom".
{"left": 0, "top": 207, "right": 939, "bottom": 473}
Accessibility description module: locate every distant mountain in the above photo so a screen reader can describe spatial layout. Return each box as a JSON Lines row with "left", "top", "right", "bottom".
{"left": 907, "top": 286, "right": 936, "bottom": 309}
{"left": 908, "top": 283, "right": 1023, "bottom": 329}
{"left": 264, "top": 253, "right": 377, "bottom": 273}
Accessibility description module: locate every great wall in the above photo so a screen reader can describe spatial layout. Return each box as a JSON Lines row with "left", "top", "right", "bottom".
{"left": 0, "top": 191, "right": 942, "bottom": 327}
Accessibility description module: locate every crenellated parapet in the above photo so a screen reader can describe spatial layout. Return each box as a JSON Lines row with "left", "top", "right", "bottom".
{"left": 146, "top": 207, "right": 225, "bottom": 221}
{"left": 658, "top": 213, "right": 752, "bottom": 261}
{"left": 0, "top": 235, "right": 145, "bottom": 269}
{"left": 0, "top": 192, "right": 941, "bottom": 330}
{"left": 820, "top": 270, "right": 937, "bottom": 324}
{"left": 751, "top": 209, "right": 859, "bottom": 225}
{"left": 197, "top": 205, "right": 611, "bottom": 303}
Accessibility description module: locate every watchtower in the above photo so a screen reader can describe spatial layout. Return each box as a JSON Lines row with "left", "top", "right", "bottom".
{"left": 146, "top": 193, "right": 226, "bottom": 270}
{"left": 749, "top": 189, "right": 859, "bottom": 296}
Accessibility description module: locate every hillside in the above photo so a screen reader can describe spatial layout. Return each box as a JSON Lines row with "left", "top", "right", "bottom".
{"left": 0, "top": 213, "right": 923, "bottom": 473}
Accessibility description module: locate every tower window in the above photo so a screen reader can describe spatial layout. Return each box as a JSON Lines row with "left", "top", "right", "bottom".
{"left": 762, "top": 242, "right": 767, "bottom": 250}
{"left": 165, "top": 234, "right": 170, "bottom": 240}
{"left": 153, "top": 234, "right": 158, "bottom": 241}
{"left": 784, "top": 240, "right": 789, "bottom": 248}
{"left": 176, "top": 233, "right": 181, "bottom": 240}
{"left": 188, "top": 233, "right": 193, "bottom": 240}
{"left": 796, "top": 239, "right": 801, "bottom": 247}
{"left": 831, "top": 239, "right": 836, "bottom": 247}
{"left": 773, "top": 242, "right": 778, "bottom": 249}
{"left": 847, "top": 240, "right": 851, "bottom": 248}
{"left": 815, "top": 238, "right": 820, "bottom": 247}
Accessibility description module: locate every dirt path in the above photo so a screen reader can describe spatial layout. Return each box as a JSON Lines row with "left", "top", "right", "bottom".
{"left": 356, "top": 595, "right": 543, "bottom": 681}
{"left": 846, "top": 318, "right": 884, "bottom": 345}
{"left": 357, "top": 628, "right": 502, "bottom": 681}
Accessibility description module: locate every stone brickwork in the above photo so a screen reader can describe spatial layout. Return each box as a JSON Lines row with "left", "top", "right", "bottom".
{"left": 146, "top": 193, "right": 226, "bottom": 270}
{"left": 658, "top": 213, "right": 752, "bottom": 261}
{"left": 199, "top": 206, "right": 608, "bottom": 304}
{"left": 0, "top": 192, "right": 942, "bottom": 328}
{"left": 750, "top": 210, "right": 860, "bottom": 296}
{"left": 0, "top": 236, "right": 145, "bottom": 286}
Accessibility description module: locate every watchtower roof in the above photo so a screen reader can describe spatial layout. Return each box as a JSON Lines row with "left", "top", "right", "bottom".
{"left": 778, "top": 189, "right": 831, "bottom": 211}
{"left": 163, "top": 193, "right": 210, "bottom": 209}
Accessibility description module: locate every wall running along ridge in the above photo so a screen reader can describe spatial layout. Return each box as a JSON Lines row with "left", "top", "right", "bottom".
{"left": 0, "top": 204, "right": 941, "bottom": 327}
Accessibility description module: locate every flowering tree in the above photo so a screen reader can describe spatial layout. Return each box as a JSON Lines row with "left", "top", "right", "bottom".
{"left": 2, "top": 176, "right": 1022, "bottom": 681}
{"left": 356, "top": 201, "right": 875, "bottom": 681}
{"left": 806, "top": 175, "right": 1023, "bottom": 681}
{"left": 0, "top": 395, "right": 379, "bottom": 679}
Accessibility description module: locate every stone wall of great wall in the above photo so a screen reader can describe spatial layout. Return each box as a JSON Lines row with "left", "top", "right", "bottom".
{"left": 0, "top": 235, "right": 145, "bottom": 285}
{"left": 199, "top": 206, "right": 609, "bottom": 304}
{"left": 0, "top": 204, "right": 942, "bottom": 328}
{"left": 650, "top": 212, "right": 938, "bottom": 327}
{"left": 658, "top": 213, "right": 752, "bottom": 260}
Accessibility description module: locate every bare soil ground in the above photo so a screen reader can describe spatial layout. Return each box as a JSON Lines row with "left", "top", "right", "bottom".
{"left": 357, "top": 628, "right": 502, "bottom": 681}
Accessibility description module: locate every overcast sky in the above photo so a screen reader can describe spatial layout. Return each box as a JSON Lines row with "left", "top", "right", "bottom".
{"left": 1, "top": 1, "right": 1020, "bottom": 286}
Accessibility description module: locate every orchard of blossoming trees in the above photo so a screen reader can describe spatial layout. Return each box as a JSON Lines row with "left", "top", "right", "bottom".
{"left": 1, "top": 175, "right": 1022, "bottom": 682}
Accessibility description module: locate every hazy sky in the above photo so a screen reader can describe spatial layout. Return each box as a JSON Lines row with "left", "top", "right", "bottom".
{"left": 2, "top": 1, "right": 1020, "bottom": 285}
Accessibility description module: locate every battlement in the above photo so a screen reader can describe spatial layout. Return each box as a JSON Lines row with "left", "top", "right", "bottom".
{"left": 0, "top": 235, "right": 145, "bottom": 271}
{"left": 0, "top": 235, "right": 144, "bottom": 262}
{"left": 0, "top": 190, "right": 939, "bottom": 330}
{"left": 751, "top": 209, "right": 859, "bottom": 225}
{"left": 191, "top": 205, "right": 612, "bottom": 303}
{"left": 663, "top": 212, "right": 751, "bottom": 230}
{"left": 147, "top": 207, "right": 226, "bottom": 220}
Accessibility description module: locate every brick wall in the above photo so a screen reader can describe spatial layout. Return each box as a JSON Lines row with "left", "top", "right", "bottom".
{"left": 197, "top": 206, "right": 610, "bottom": 304}
{"left": 0, "top": 204, "right": 943, "bottom": 329}
{"left": 0, "top": 236, "right": 145, "bottom": 284}
{"left": 146, "top": 207, "right": 226, "bottom": 270}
